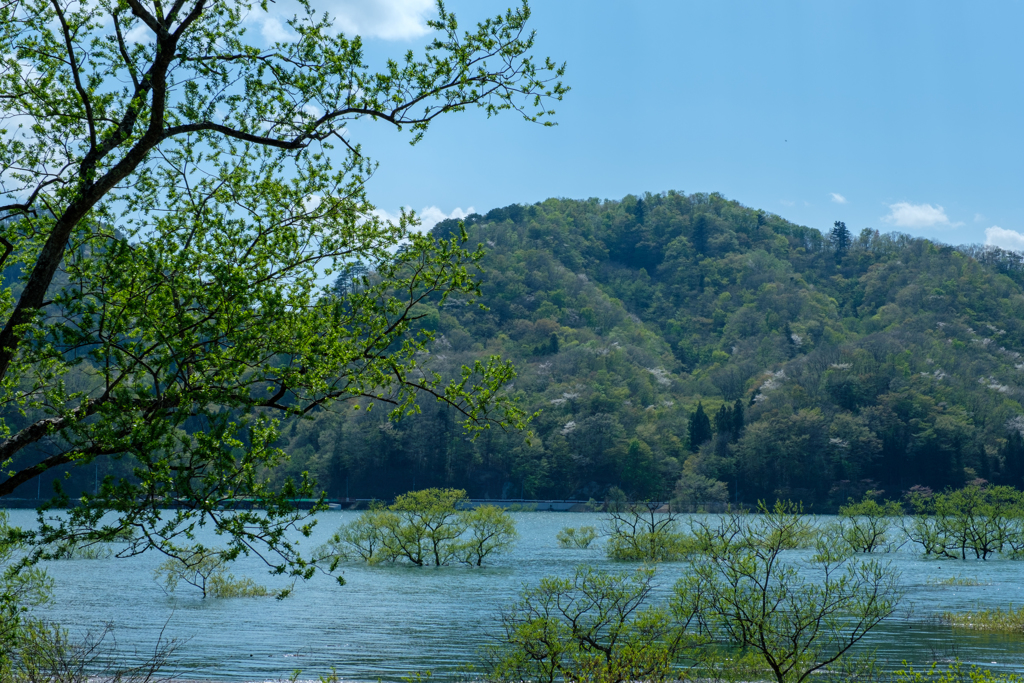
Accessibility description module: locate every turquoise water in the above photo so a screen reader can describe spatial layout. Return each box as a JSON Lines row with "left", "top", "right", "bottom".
{"left": 9, "top": 510, "right": 1024, "bottom": 682}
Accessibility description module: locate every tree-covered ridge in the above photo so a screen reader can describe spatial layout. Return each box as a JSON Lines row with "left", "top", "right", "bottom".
{"left": 11, "top": 191, "right": 1024, "bottom": 510}
{"left": 411, "top": 192, "right": 1024, "bottom": 506}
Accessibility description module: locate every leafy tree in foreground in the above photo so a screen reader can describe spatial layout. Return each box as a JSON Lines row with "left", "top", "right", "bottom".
{"left": 1, "top": 511, "right": 52, "bottom": 672}
{"left": 0, "top": 0, "right": 564, "bottom": 573}
{"left": 676, "top": 502, "right": 903, "bottom": 683}
{"left": 488, "top": 566, "right": 700, "bottom": 683}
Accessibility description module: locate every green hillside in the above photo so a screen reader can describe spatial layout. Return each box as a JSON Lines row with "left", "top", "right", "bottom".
{"left": 8, "top": 192, "right": 1024, "bottom": 510}
{"left": 267, "top": 191, "right": 1024, "bottom": 509}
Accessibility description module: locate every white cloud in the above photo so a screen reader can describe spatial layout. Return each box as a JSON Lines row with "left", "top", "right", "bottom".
{"left": 417, "top": 205, "right": 474, "bottom": 231}
{"left": 373, "top": 205, "right": 475, "bottom": 232}
{"left": 329, "top": 0, "right": 434, "bottom": 40}
{"left": 882, "top": 202, "right": 961, "bottom": 229}
{"left": 124, "top": 21, "right": 151, "bottom": 43}
{"left": 974, "top": 213, "right": 986, "bottom": 223}
{"left": 830, "top": 193, "right": 847, "bottom": 204}
{"left": 779, "top": 199, "right": 795, "bottom": 207}
{"left": 985, "top": 226, "right": 1024, "bottom": 252}
{"left": 261, "top": 16, "right": 295, "bottom": 43}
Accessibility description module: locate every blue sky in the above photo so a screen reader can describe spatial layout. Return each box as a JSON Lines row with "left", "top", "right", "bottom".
{"left": 282, "top": 1, "right": 1024, "bottom": 249}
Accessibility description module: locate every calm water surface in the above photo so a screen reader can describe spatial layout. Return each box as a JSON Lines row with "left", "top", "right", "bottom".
{"left": 10, "top": 510, "right": 1024, "bottom": 682}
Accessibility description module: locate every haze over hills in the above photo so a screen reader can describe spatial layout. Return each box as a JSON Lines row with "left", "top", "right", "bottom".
{"left": 9, "top": 191, "right": 1024, "bottom": 510}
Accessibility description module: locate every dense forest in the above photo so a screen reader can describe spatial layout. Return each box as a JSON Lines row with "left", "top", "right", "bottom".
{"left": 8, "top": 192, "right": 1024, "bottom": 510}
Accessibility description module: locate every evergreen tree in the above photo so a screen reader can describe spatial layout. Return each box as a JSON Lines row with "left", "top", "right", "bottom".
{"left": 688, "top": 402, "right": 713, "bottom": 452}
{"left": 693, "top": 214, "right": 709, "bottom": 255}
{"left": 783, "top": 322, "right": 798, "bottom": 358}
{"left": 830, "top": 221, "right": 851, "bottom": 259}
{"left": 713, "top": 404, "right": 731, "bottom": 436}
{"left": 731, "top": 399, "right": 745, "bottom": 438}
{"left": 1002, "top": 429, "right": 1024, "bottom": 487}
{"left": 634, "top": 197, "right": 645, "bottom": 225}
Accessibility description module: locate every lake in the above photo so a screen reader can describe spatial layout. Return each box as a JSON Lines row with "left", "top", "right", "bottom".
{"left": 9, "top": 509, "right": 1024, "bottom": 682}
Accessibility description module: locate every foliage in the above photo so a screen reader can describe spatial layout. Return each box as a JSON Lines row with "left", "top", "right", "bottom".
{"left": 0, "top": 511, "right": 52, "bottom": 672}
{"left": 927, "top": 575, "right": 986, "bottom": 586}
{"left": 3, "top": 619, "right": 180, "bottom": 683}
{"left": 487, "top": 565, "right": 700, "bottom": 683}
{"left": 325, "top": 507, "right": 401, "bottom": 565}
{"left": 831, "top": 496, "right": 905, "bottom": 553}
{"left": 13, "top": 171, "right": 1024, "bottom": 509}
{"left": 900, "top": 484, "right": 1024, "bottom": 559}
{"left": 0, "top": 0, "right": 563, "bottom": 572}
{"left": 556, "top": 525, "right": 598, "bottom": 549}
{"left": 388, "top": 488, "right": 470, "bottom": 566}
{"left": 940, "top": 605, "right": 1024, "bottom": 633}
{"left": 458, "top": 504, "right": 519, "bottom": 566}
{"left": 604, "top": 503, "right": 688, "bottom": 562}
{"left": 243, "top": 188, "right": 1024, "bottom": 506}
{"left": 154, "top": 546, "right": 285, "bottom": 599}
{"left": 324, "top": 488, "right": 517, "bottom": 567}
{"left": 687, "top": 402, "right": 712, "bottom": 452}
{"left": 892, "top": 661, "right": 1024, "bottom": 683}
{"left": 675, "top": 501, "right": 903, "bottom": 683}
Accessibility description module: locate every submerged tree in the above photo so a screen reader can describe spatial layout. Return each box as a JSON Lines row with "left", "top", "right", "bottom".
{"left": 676, "top": 502, "right": 903, "bottom": 683}
{"left": 489, "top": 566, "right": 700, "bottom": 683}
{"left": 0, "top": 0, "right": 565, "bottom": 573}
{"left": 322, "top": 488, "right": 518, "bottom": 567}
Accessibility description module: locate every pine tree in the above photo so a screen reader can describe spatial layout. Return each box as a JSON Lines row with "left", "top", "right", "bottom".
{"left": 784, "top": 322, "right": 798, "bottom": 358}
{"left": 1002, "top": 429, "right": 1024, "bottom": 487}
{"left": 688, "top": 402, "right": 713, "bottom": 452}
{"left": 714, "top": 404, "right": 731, "bottom": 436}
{"left": 634, "top": 197, "right": 645, "bottom": 225}
{"left": 692, "top": 214, "right": 709, "bottom": 255}
{"left": 830, "top": 221, "right": 851, "bottom": 259}
{"left": 731, "top": 399, "right": 745, "bottom": 438}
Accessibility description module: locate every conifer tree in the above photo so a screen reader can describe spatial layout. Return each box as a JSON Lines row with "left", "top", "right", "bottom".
{"left": 731, "top": 399, "right": 745, "bottom": 438}
{"left": 831, "top": 221, "right": 851, "bottom": 259}
{"left": 688, "top": 402, "right": 712, "bottom": 452}
{"left": 692, "top": 214, "right": 709, "bottom": 255}
{"left": 714, "top": 404, "right": 731, "bottom": 436}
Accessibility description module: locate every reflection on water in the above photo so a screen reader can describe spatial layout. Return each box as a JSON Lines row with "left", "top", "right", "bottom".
{"left": 9, "top": 510, "right": 1024, "bottom": 682}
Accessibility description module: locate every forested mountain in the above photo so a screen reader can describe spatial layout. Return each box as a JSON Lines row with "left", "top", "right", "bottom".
{"left": 9, "top": 192, "right": 1024, "bottom": 510}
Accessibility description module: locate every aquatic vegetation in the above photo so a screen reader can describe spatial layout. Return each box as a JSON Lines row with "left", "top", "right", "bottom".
{"left": 893, "top": 660, "right": 1024, "bottom": 683}
{"left": 556, "top": 525, "right": 598, "bottom": 549}
{"left": 604, "top": 503, "right": 691, "bottom": 561}
{"left": 323, "top": 489, "right": 518, "bottom": 567}
{"left": 928, "top": 575, "right": 988, "bottom": 587}
{"left": 941, "top": 606, "right": 1024, "bottom": 634}
{"left": 833, "top": 496, "right": 905, "bottom": 553}
{"left": 488, "top": 566, "right": 699, "bottom": 683}
{"left": 675, "top": 501, "right": 904, "bottom": 683}
{"left": 902, "top": 485, "right": 1024, "bottom": 560}
{"left": 154, "top": 546, "right": 287, "bottom": 599}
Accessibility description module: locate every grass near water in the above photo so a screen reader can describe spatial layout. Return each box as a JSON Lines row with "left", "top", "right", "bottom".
{"left": 942, "top": 605, "right": 1024, "bottom": 634}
